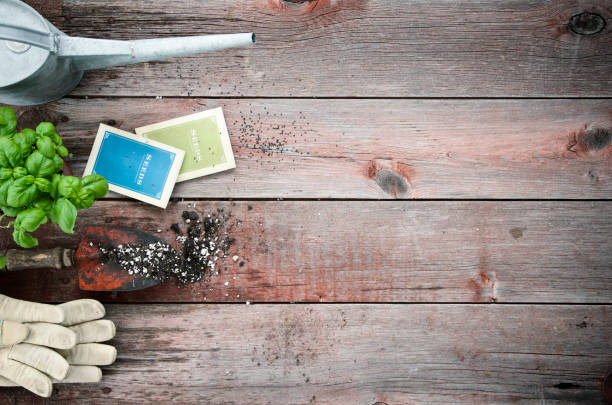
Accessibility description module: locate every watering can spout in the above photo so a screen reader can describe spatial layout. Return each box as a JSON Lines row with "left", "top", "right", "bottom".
{"left": 0, "top": 0, "right": 256, "bottom": 105}
{"left": 62, "top": 33, "right": 256, "bottom": 71}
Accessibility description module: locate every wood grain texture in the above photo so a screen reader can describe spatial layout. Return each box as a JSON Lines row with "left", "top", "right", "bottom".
{"left": 43, "top": 0, "right": 612, "bottom": 98}
{"left": 2, "top": 304, "right": 611, "bottom": 404}
{"left": 23, "top": 0, "right": 64, "bottom": 28}
{"left": 1, "top": 201, "right": 610, "bottom": 303}
{"left": 10, "top": 98, "right": 612, "bottom": 199}
{"left": 2, "top": 1, "right": 609, "bottom": 404}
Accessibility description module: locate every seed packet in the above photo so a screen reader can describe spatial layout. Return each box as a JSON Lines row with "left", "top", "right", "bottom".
{"left": 83, "top": 124, "right": 184, "bottom": 208}
{"left": 135, "top": 107, "right": 235, "bottom": 182}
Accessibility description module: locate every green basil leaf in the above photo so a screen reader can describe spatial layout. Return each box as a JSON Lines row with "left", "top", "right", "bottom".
{"left": 0, "top": 178, "right": 14, "bottom": 206}
{"left": 33, "top": 197, "right": 53, "bottom": 214}
{"left": 56, "top": 145, "right": 69, "bottom": 157}
{"left": 36, "top": 136, "right": 56, "bottom": 159}
{"left": 0, "top": 108, "right": 17, "bottom": 137}
{"left": 15, "top": 128, "right": 36, "bottom": 143}
{"left": 36, "top": 122, "right": 55, "bottom": 138}
{"left": 71, "top": 188, "right": 94, "bottom": 209}
{"left": 26, "top": 151, "right": 56, "bottom": 178}
{"left": 34, "top": 177, "right": 51, "bottom": 193}
{"left": 6, "top": 175, "right": 38, "bottom": 207}
{"left": 15, "top": 207, "right": 47, "bottom": 232}
{"left": 81, "top": 174, "right": 108, "bottom": 199}
{"left": 0, "top": 137, "right": 22, "bottom": 168}
{"left": 13, "top": 129, "right": 36, "bottom": 158}
{"left": 0, "top": 168, "right": 12, "bottom": 180}
{"left": 12, "top": 166, "right": 27, "bottom": 178}
{"left": 0, "top": 205, "right": 20, "bottom": 217}
{"left": 49, "top": 174, "right": 61, "bottom": 199}
{"left": 51, "top": 132, "right": 62, "bottom": 146}
{"left": 12, "top": 229, "right": 38, "bottom": 248}
{"left": 50, "top": 198, "right": 76, "bottom": 233}
{"left": 58, "top": 176, "right": 80, "bottom": 198}
{"left": 0, "top": 255, "right": 5, "bottom": 270}
{"left": 53, "top": 155, "right": 64, "bottom": 172}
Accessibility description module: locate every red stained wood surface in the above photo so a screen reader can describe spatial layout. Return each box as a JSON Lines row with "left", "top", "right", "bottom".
{"left": 1, "top": 1, "right": 611, "bottom": 403}
{"left": 34, "top": 0, "right": 612, "bottom": 98}
{"left": 23, "top": 0, "right": 63, "bottom": 27}
{"left": 2, "top": 304, "right": 611, "bottom": 404}
{"left": 10, "top": 98, "right": 612, "bottom": 199}
{"left": 1, "top": 201, "right": 610, "bottom": 303}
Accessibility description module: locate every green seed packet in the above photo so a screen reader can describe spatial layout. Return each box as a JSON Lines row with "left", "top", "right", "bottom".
{"left": 135, "top": 107, "right": 236, "bottom": 182}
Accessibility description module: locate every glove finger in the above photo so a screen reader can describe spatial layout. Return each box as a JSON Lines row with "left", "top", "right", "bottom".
{"left": 0, "top": 374, "right": 16, "bottom": 386}
{"left": 57, "top": 343, "right": 117, "bottom": 366}
{"left": 9, "top": 343, "right": 69, "bottom": 380}
{"left": 52, "top": 366, "right": 102, "bottom": 383}
{"left": 0, "top": 359, "right": 53, "bottom": 397}
{"left": 58, "top": 299, "right": 105, "bottom": 326}
{"left": 70, "top": 320, "right": 116, "bottom": 344}
{"left": 23, "top": 322, "right": 76, "bottom": 350}
{"left": 0, "top": 294, "right": 63, "bottom": 324}
{"left": 0, "top": 320, "right": 29, "bottom": 346}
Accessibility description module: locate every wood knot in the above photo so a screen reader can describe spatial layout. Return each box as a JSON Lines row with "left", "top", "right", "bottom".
{"left": 567, "top": 126, "right": 612, "bottom": 155}
{"left": 581, "top": 127, "right": 611, "bottom": 152}
{"left": 568, "top": 12, "right": 606, "bottom": 35}
{"left": 266, "top": 0, "right": 335, "bottom": 14}
{"left": 16, "top": 108, "right": 59, "bottom": 131}
{"left": 467, "top": 261, "right": 497, "bottom": 302}
{"left": 377, "top": 169, "right": 408, "bottom": 196}
{"left": 509, "top": 227, "right": 525, "bottom": 239}
{"left": 365, "top": 160, "right": 413, "bottom": 197}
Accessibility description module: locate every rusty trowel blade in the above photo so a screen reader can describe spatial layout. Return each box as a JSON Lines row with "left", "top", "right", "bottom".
{"left": 74, "top": 225, "right": 164, "bottom": 291}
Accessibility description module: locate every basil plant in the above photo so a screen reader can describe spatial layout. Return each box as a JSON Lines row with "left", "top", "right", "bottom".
{"left": 0, "top": 107, "right": 108, "bottom": 249}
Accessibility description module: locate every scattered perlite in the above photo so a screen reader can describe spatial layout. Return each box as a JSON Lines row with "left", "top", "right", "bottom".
{"left": 99, "top": 208, "right": 235, "bottom": 285}
{"left": 99, "top": 240, "right": 182, "bottom": 282}
{"left": 178, "top": 209, "right": 234, "bottom": 283}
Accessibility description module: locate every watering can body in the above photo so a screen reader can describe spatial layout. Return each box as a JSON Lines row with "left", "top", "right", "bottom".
{"left": 0, "top": 0, "right": 255, "bottom": 106}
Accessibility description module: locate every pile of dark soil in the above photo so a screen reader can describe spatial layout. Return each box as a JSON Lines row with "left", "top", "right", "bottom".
{"left": 177, "top": 209, "right": 235, "bottom": 283}
{"left": 99, "top": 241, "right": 182, "bottom": 282}
{"left": 99, "top": 208, "right": 234, "bottom": 284}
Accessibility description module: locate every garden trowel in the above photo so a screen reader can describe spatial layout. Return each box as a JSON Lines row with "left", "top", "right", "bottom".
{"left": 0, "top": 225, "right": 167, "bottom": 291}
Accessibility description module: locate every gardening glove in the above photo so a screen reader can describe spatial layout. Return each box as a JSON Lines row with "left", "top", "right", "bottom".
{"left": 55, "top": 299, "right": 117, "bottom": 382}
{"left": 0, "top": 295, "right": 116, "bottom": 397}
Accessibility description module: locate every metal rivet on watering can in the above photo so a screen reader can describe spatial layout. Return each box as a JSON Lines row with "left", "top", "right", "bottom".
{"left": 0, "top": 0, "right": 255, "bottom": 106}
{"left": 6, "top": 40, "right": 30, "bottom": 53}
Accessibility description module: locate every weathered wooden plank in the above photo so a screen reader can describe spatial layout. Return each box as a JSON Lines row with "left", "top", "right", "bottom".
{"left": 10, "top": 98, "right": 612, "bottom": 199}
{"left": 35, "top": 0, "right": 610, "bottom": 98}
{"left": 2, "top": 304, "right": 611, "bottom": 404}
{"left": 1, "top": 201, "right": 610, "bottom": 303}
{"left": 23, "top": 0, "right": 64, "bottom": 28}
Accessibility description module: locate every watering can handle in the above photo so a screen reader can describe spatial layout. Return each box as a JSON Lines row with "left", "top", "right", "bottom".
{"left": 0, "top": 23, "right": 57, "bottom": 52}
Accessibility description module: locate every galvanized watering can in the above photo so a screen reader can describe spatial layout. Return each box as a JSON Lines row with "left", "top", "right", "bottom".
{"left": 0, "top": 0, "right": 255, "bottom": 105}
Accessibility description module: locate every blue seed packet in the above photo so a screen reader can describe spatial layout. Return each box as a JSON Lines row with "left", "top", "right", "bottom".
{"left": 83, "top": 124, "right": 184, "bottom": 208}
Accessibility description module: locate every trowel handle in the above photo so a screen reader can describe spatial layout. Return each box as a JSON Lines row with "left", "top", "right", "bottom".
{"left": 0, "top": 248, "right": 73, "bottom": 271}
